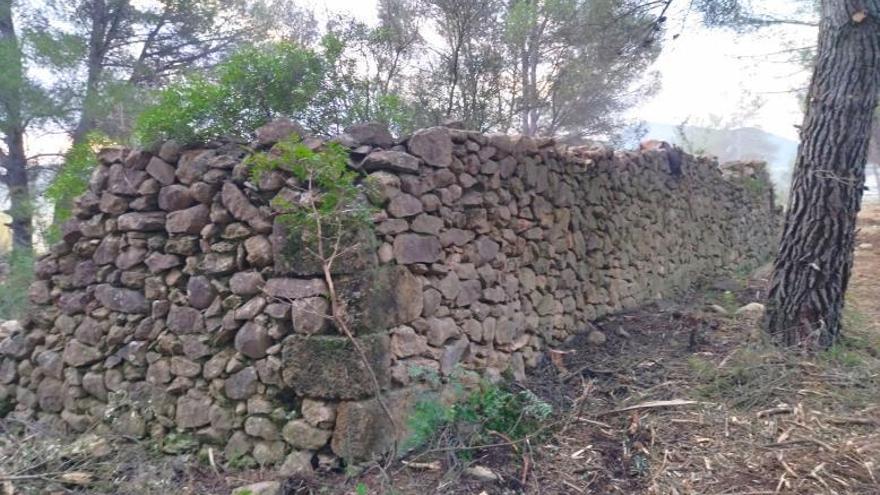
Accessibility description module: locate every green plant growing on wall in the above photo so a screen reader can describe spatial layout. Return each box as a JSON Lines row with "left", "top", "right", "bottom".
{"left": 45, "top": 131, "right": 113, "bottom": 242}
{"left": 246, "top": 135, "right": 397, "bottom": 455}
{"left": 743, "top": 175, "right": 769, "bottom": 197}
{"left": 247, "top": 136, "right": 373, "bottom": 287}
{"left": 403, "top": 380, "right": 553, "bottom": 453}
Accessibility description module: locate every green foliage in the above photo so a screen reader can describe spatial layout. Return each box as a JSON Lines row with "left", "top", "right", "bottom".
{"left": 407, "top": 365, "right": 442, "bottom": 387}
{"left": 133, "top": 42, "right": 324, "bottom": 146}
{"left": 45, "top": 131, "right": 113, "bottom": 241}
{"left": 743, "top": 175, "right": 769, "bottom": 197}
{"left": 218, "top": 43, "right": 323, "bottom": 128}
{"left": 842, "top": 306, "right": 877, "bottom": 342}
{"left": 404, "top": 396, "right": 454, "bottom": 451}
{"left": 355, "top": 482, "right": 368, "bottom": 495}
{"left": 822, "top": 345, "right": 864, "bottom": 368}
{"left": 133, "top": 76, "right": 228, "bottom": 146}
{"left": 0, "top": 396, "right": 12, "bottom": 418}
{"left": 455, "top": 385, "right": 552, "bottom": 439}
{"left": 160, "top": 432, "right": 199, "bottom": 455}
{"left": 305, "top": 31, "right": 417, "bottom": 135}
{"left": 404, "top": 381, "right": 553, "bottom": 453}
{"left": 687, "top": 356, "right": 715, "bottom": 378}
{"left": 0, "top": 248, "right": 34, "bottom": 320}
{"left": 717, "top": 290, "right": 739, "bottom": 314}
{"left": 822, "top": 308, "right": 880, "bottom": 366}
{"left": 247, "top": 136, "right": 371, "bottom": 253}
{"left": 226, "top": 454, "right": 258, "bottom": 470}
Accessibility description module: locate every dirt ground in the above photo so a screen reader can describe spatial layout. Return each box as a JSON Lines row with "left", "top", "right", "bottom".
{"left": 3, "top": 205, "right": 879, "bottom": 495}
{"left": 349, "top": 203, "right": 880, "bottom": 495}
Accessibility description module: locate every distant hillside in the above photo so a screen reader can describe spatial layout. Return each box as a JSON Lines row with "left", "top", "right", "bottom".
{"left": 644, "top": 123, "right": 798, "bottom": 197}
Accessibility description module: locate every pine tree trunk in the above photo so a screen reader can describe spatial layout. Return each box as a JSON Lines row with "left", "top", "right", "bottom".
{"left": 4, "top": 130, "right": 31, "bottom": 252}
{"left": 765, "top": 0, "right": 880, "bottom": 348}
{"left": 71, "top": 0, "right": 108, "bottom": 146}
{"left": 0, "top": 0, "right": 32, "bottom": 253}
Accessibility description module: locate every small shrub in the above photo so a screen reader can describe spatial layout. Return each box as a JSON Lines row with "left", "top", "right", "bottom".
{"left": 841, "top": 305, "right": 879, "bottom": 348}
{"left": 406, "top": 365, "right": 442, "bottom": 387}
{"left": 0, "top": 397, "right": 12, "bottom": 417}
{"left": 403, "top": 396, "right": 453, "bottom": 451}
{"left": 0, "top": 249, "right": 34, "bottom": 320}
{"left": 45, "top": 131, "right": 113, "bottom": 242}
{"left": 132, "top": 76, "right": 227, "bottom": 147}
{"left": 404, "top": 381, "right": 553, "bottom": 453}
{"left": 692, "top": 346, "right": 793, "bottom": 409}
{"left": 822, "top": 308, "right": 879, "bottom": 366}
{"left": 454, "top": 385, "right": 552, "bottom": 440}
{"left": 246, "top": 135, "right": 373, "bottom": 284}
{"left": 822, "top": 345, "right": 864, "bottom": 368}
{"left": 216, "top": 43, "right": 323, "bottom": 134}
{"left": 160, "top": 432, "right": 198, "bottom": 454}
{"left": 687, "top": 356, "right": 715, "bottom": 379}
{"left": 226, "top": 454, "right": 257, "bottom": 470}
{"left": 717, "top": 290, "right": 738, "bottom": 314}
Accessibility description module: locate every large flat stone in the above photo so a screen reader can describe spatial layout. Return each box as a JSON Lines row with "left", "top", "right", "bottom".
{"left": 361, "top": 150, "right": 419, "bottom": 174}
{"left": 263, "top": 278, "right": 327, "bottom": 300}
{"left": 407, "top": 127, "right": 452, "bottom": 167}
{"left": 393, "top": 234, "right": 442, "bottom": 264}
{"left": 117, "top": 212, "right": 166, "bottom": 231}
{"left": 281, "top": 334, "right": 390, "bottom": 400}
{"left": 94, "top": 284, "right": 149, "bottom": 314}
{"left": 331, "top": 386, "right": 428, "bottom": 462}
{"left": 271, "top": 220, "right": 377, "bottom": 276}
{"left": 336, "top": 265, "right": 423, "bottom": 332}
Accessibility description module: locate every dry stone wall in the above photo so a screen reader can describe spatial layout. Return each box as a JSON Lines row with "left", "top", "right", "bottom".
{"left": 0, "top": 120, "right": 780, "bottom": 470}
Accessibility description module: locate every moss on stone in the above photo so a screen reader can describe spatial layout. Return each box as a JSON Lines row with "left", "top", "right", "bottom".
{"left": 281, "top": 334, "right": 390, "bottom": 400}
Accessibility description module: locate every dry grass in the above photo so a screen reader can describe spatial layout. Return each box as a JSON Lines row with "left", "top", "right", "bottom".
{"left": 0, "top": 420, "right": 284, "bottom": 494}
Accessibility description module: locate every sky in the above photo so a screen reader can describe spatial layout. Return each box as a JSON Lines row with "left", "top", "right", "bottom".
{"left": 632, "top": 4, "right": 816, "bottom": 141}
{"left": 24, "top": 0, "right": 817, "bottom": 162}
{"left": 315, "top": 0, "right": 817, "bottom": 141}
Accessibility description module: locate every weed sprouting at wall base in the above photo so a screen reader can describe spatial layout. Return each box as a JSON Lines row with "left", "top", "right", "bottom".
{"left": 404, "top": 378, "right": 553, "bottom": 455}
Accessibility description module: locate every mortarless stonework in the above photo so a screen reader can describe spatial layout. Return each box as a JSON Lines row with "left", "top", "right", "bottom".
{"left": 0, "top": 120, "right": 780, "bottom": 468}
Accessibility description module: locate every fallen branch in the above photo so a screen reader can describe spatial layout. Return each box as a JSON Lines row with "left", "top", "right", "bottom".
{"left": 757, "top": 405, "right": 794, "bottom": 418}
{"left": 400, "top": 460, "right": 441, "bottom": 471}
{"left": 596, "top": 399, "right": 704, "bottom": 416}
{"left": 824, "top": 416, "right": 877, "bottom": 426}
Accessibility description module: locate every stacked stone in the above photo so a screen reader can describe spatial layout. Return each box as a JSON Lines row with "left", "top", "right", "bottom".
{"left": 0, "top": 119, "right": 781, "bottom": 467}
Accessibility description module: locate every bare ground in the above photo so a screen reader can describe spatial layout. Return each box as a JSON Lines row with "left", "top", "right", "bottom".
{"left": 3, "top": 205, "right": 880, "bottom": 495}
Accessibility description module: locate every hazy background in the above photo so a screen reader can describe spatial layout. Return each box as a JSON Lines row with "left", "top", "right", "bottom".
{"left": 7, "top": 0, "right": 879, "bottom": 255}
{"left": 310, "top": 0, "right": 819, "bottom": 200}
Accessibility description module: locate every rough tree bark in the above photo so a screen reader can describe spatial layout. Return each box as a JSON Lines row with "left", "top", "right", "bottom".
{"left": 765, "top": 0, "right": 880, "bottom": 348}
{"left": 0, "top": 0, "right": 32, "bottom": 252}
